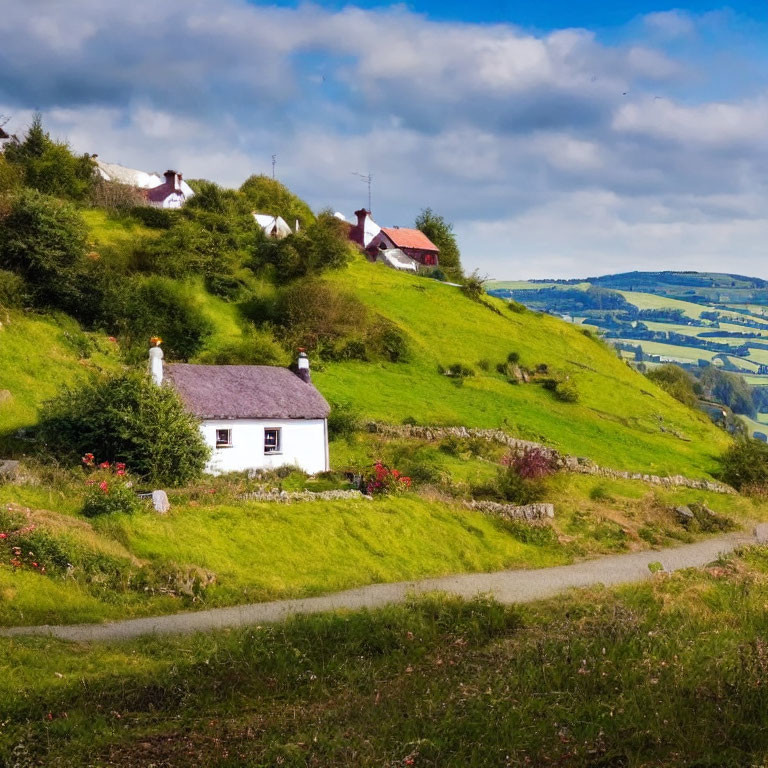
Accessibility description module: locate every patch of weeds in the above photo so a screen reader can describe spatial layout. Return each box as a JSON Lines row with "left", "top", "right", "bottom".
{"left": 494, "top": 519, "right": 558, "bottom": 547}
{"left": 589, "top": 483, "right": 615, "bottom": 502}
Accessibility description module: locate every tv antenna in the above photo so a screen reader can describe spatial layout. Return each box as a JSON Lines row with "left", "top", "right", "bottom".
{"left": 352, "top": 171, "right": 372, "bottom": 211}
{"left": 271, "top": 154, "right": 277, "bottom": 180}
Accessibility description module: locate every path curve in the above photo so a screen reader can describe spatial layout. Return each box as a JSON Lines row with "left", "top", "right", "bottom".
{"left": 1, "top": 531, "right": 756, "bottom": 643}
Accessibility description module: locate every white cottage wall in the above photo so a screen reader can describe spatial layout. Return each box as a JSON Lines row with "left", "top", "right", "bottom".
{"left": 201, "top": 418, "right": 328, "bottom": 475}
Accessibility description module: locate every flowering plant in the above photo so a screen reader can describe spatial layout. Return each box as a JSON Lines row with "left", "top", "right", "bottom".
{"left": 81, "top": 455, "right": 144, "bottom": 517}
{"left": 364, "top": 462, "right": 412, "bottom": 496}
{"left": 150, "top": 336, "right": 163, "bottom": 346}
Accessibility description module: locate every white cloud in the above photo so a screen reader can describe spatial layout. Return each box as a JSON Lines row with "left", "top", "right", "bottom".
{"left": 0, "top": 0, "right": 767, "bottom": 279}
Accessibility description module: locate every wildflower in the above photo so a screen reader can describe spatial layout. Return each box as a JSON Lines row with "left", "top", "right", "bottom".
{"left": 99, "top": 461, "right": 110, "bottom": 469}
{"left": 0, "top": 533, "right": 6, "bottom": 539}
{"left": 81, "top": 453, "right": 95, "bottom": 466}
{"left": 99, "top": 481, "right": 109, "bottom": 493}
{"left": 116, "top": 469, "right": 125, "bottom": 477}
{"left": 31, "top": 562, "right": 38, "bottom": 568}
{"left": 115, "top": 462, "right": 126, "bottom": 471}
{"left": 107, "top": 336, "right": 117, "bottom": 343}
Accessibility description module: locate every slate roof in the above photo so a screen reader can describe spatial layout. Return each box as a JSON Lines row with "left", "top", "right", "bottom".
{"left": 164, "top": 364, "right": 330, "bottom": 420}
{"left": 380, "top": 227, "right": 438, "bottom": 252}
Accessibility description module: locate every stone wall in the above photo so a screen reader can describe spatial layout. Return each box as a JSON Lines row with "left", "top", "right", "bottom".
{"left": 239, "top": 489, "right": 367, "bottom": 504}
{"left": 367, "top": 423, "right": 735, "bottom": 495}
{"left": 462, "top": 500, "right": 555, "bottom": 521}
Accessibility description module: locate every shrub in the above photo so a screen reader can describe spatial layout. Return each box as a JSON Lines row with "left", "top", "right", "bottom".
{"left": 0, "top": 268, "right": 27, "bottom": 308}
{"left": 414, "top": 208, "right": 464, "bottom": 282}
{"left": 443, "top": 362, "right": 475, "bottom": 379}
{"left": 553, "top": 378, "right": 579, "bottom": 403}
{"left": 3, "top": 114, "right": 95, "bottom": 201}
{"left": 90, "top": 179, "right": 147, "bottom": 210}
{"left": 718, "top": 438, "right": 768, "bottom": 490}
{"left": 507, "top": 351, "right": 520, "bottom": 364}
{"left": 196, "top": 327, "right": 289, "bottom": 367}
{"left": 104, "top": 276, "right": 214, "bottom": 360}
{"left": 129, "top": 205, "right": 175, "bottom": 229}
{"left": 369, "top": 320, "right": 410, "bottom": 363}
{"left": 82, "top": 476, "right": 144, "bottom": 517}
{"left": 477, "top": 359, "right": 491, "bottom": 372}
{"left": 460, "top": 270, "right": 486, "bottom": 301}
{"left": 507, "top": 300, "right": 526, "bottom": 313}
{"left": 502, "top": 447, "right": 556, "bottom": 479}
{"left": 363, "top": 462, "right": 412, "bottom": 495}
{"left": 0, "top": 188, "right": 91, "bottom": 317}
{"left": 327, "top": 401, "right": 361, "bottom": 440}
{"left": 646, "top": 364, "right": 698, "bottom": 408}
{"left": 38, "top": 372, "right": 211, "bottom": 485}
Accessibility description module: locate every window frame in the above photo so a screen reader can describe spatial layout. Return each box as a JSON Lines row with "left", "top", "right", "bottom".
{"left": 215, "top": 428, "right": 233, "bottom": 449}
{"left": 264, "top": 427, "right": 282, "bottom": 454}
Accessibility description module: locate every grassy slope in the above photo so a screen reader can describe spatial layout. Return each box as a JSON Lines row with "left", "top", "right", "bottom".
{"left": 316, "top": 261, "right": 730, "bottom": 477}
{"left": 0, "top": 311, "right": 120, "bottom": 439}
{"left": 7, "top": 549, "right": 768, "bottom": 766}
{"left": 3, "top": 471, "right": 765, "bottom": 627}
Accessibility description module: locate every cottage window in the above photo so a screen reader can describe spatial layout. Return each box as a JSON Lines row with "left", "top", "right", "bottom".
{"left": 264, "top": 428, "right": 281, "bottom": 454}
{"left": 216, "top": 429, "right": 232, "bottom": 448}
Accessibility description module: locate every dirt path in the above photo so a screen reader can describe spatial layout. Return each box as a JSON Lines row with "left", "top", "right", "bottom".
{"left": 1, "top": 530, "right": 755, "bottom": 643}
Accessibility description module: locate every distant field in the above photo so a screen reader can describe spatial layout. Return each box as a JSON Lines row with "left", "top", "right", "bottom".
{"left": 613, "top": 339, "right": 716, "bottom": 363}
{"left": 617, "top": 291, "right": 708, "bottom": 318}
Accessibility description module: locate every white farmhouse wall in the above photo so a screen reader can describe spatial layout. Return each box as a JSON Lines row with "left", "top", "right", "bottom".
{"left": 200, "top": 418, "right": 328, "bottom": 475}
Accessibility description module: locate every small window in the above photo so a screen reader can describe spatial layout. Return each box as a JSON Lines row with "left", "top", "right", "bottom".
{"left": 264, "top": 427, "right": 281, "bottom": 454}
{"left": 216, "top": 429, "right": 232, "bottom": 448}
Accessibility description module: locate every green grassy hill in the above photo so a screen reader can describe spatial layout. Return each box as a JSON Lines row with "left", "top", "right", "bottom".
{"left": 317, "top": 261, "right": 730, "bottom": 477}
{"left": 0, "top": 255, "right": 731, "bottom": 477}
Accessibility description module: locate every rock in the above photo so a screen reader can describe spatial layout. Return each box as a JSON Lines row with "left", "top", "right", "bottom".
{"left": 754, "top": 523, "right": 768, "bottom": 544}
{"left": 675, "top": 505, "right": 695, "bottom": 523}
{"left": 0, "top": 390, "right": 12, "bottom": 405}
{"left": 0, "top": 460, "right": 20, "bottom": 481}
{"left": 151, "top": 490, "right": 170, "bottom": 514}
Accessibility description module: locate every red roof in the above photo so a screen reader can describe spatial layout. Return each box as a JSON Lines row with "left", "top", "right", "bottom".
{"left": 380, "top": 227, "right": 439, "bottom": 252}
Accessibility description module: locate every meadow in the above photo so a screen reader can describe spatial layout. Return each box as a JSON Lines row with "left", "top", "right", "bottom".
{"left": 5, "top": 546, "right": 768, "bottom": 766}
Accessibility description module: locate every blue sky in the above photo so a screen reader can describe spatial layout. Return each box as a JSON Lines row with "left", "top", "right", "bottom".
{"left": 1, "top": 0, "right": 768, "bottom": 278}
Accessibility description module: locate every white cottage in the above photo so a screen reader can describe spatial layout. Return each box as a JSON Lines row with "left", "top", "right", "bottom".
{"left": 153, "top": 350, "right": 330, "bottom": 475}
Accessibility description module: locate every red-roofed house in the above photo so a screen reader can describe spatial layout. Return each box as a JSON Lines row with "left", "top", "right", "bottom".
{"left": 369, "top": 226, "right": 440, "bottom": 266}
{"left": 145, "top": 170, "right": 193, "bottom": 209}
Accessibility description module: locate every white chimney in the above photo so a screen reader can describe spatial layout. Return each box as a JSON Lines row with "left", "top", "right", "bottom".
{"left": 295, "top": 218, "right": 300, "bottom": 233}
{"left": 149, "top": 340, "right": 164, "bottom": 385}
{"left": 297, "top": 349, "right": 311, "bottom": 384}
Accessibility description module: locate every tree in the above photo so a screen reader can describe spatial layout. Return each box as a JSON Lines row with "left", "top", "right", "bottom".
{"left": 0, "top": 188, "right": 91, "bottom": 316}
{"left": 239, "top": 175, "right": 315, "bottom": 230}
{"left": 415, "top": 208, "right": 463, "bottom": 281}
{"left": 39, "top": 372, "right": 211, "bottom": 486}
{"left": 4, "top": 114, "right": 95, "bottom": 200}
{"left": 646, "top": 364, "right": 698, "bottom": 408}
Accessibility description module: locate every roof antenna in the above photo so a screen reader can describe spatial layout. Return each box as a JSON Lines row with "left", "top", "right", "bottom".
{"left": 272, "top": 154, "right": 277, "bottom": 180}
{"left": 352, "top": 171, "right": 372, "bottom": 211}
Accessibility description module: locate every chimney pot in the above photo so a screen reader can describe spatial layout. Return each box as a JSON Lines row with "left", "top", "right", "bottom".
{"left": 297, "top": 349, "right": 311, "bottom": 384}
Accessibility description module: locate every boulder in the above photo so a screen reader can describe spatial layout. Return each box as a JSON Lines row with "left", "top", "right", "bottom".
{"left": 675, "top": 505, "right": 695, "bottom": 523}
{"left": 0, "top": 460, "right": 20, "bottom": 481}
{"left": 754, "top": 523, "right": 768, "bottom": 545}
{"left": 0, "top": 390, "right": 12, "bottom": 405}
{"left": 151, "top": 490, "right": 171, "bottom": 514}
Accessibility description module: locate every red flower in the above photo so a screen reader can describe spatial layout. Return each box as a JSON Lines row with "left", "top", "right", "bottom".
{"left": 107, "top": 336, "right": 117, "bottom": 343}
{"left": 115, "top": 462, "right": 126, "bottom": 471}
{"left": 116, "top": 469, "right": 125, "bottom": 477}
{"left": 99, "top": 461, "right": 110, "bottom": 469}
{"left": 82, "top": 453, "right": 95, "bottom": 466}
{"left": 0, "top": 533, "right": 6, "bottom": 540}
{"left": 99, "top": 481, "right": 109, "bottom": 493}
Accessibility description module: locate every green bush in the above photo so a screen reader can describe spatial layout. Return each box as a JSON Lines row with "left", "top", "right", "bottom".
{"left": 38, "top": 372, "right": 211, "bottom": 485}
{"left": 718, "top": 438, "right": 768, "bottom": 490}
{"left": 104, "top": 276, "right": 214, "bottom": 360}
{"left": 196, "top": 327, "right": 289, "bottom": 367}
{"left": 327, "top": 401, "right": 362, "bottom": 440}
{"left": 369, "top": 320, "right": 410, "bottom": 363}
{"left": 3, "top": 114, "right": 95, "bottom": 201}
{"left": 646, "top": 364, "right": 698, "bottom": 408}
{"left": 129, "top": 205, "right": 175, "bottom": 229}
{"left": 0, "top": 188, "right": 91, "bottom": 317}
{"left": 553, "top": 378, "right": 579, "bottom": 403}
{"left": 0, "top": 268, "right": 27, "bottom": 308}
{"left": 82, "top": 480, "right": 144, "bottom": 517}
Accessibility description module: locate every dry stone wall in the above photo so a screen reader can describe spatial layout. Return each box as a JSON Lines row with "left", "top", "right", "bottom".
{"left": 462, "top": 500, "right": 555, "bottom": 521}
{"left": 368, "top": 423, "right": 735, "bottom": 495}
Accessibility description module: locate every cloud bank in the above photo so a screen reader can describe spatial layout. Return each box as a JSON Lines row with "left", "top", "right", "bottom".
{"left": 1, "top": 1, "right": 767, "bottom": 278}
